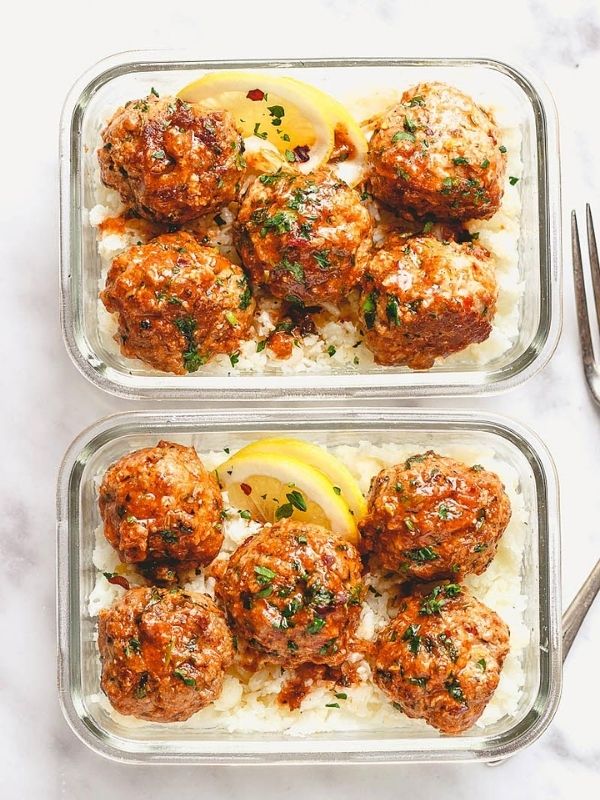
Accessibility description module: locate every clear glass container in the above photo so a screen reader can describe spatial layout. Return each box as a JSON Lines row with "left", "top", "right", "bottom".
{"left": 59, "top": 53, "right": 561, "bottom": 400}
{"left": 56, "top": 408, "right": 561, "bottom": 763}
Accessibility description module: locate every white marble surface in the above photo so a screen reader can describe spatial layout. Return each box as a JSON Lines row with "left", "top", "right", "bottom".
{"left": 1, "top": 0, "right": 599, "bottom": 796}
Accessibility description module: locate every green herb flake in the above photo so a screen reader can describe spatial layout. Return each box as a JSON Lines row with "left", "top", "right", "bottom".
{"left": 477, "top": 658, "right": 487, "bottom": 672}
{"left": 481, "top": 158, "right": 490, "bottom": 169}
{"left": 275, "top": 503, "right": 293, "bottom": 520}
{"left": 499, "top": 145, "right": 507, "bottom": 153}
{"left": 362, "top": 291, "right": 377, "bottom": 329}
{"left": 404, "top": 546, "right": 438, "bottom": 563}
{"left": 150, "top": 87, "right": 159, "bottom": 98}
{"left": 423, "top": 220, "right": 434, "bottom": 233}
{"left": 284, "top": 149, "right": 296, "bottom": 162}
{"left": 392, "top": 130, "right": 416, "bottom": 143}
{"left": 173, "top": 669, "right": 197, "bottom": 688}
{"left": 256, "top": 339, "right": 267, "bottom": 353}
{"left": 254, "top": 565, "right": 277, "bottom": 584}
{"left": 509, "top": 175, "right": 519, "bottom": 186}
{"left": 229, "top": 352, "right": 240, "bottom": 368}
{"left": 335, "top": 692, "right": 348, "bottom": 700}
{"left": 438, "top": 503, "right": 450, "bottom": 520}
{"left": 239, "top": 509, "right": 252, "bottom": 520}
{"left": 445, "top": 676, "right": 466, "bottom": 703}
{"left": 325, "top": 702, "right": 340, "bottom": 709}
{"left": 327, "top": 345, "right": 336, "bottom": 357}
{"left": 453, "top": 157, "right": 469, "bottom": 165}
{"left": 333, "top": 486, "right": 341, "bottom": 496}
{"left": 307, "top": 617, "right": 326, "bottom": 634}
{"left": 407, "top": 95, "right": 425, "bottom": 107}
{"left": 313, "top": 250, "right": 330, "bottom": 270}
{"left": 286, "top": 490, "right": 307, "bottom": 512}
{"left": 402, "top": 623, "right": 421, "bottom": 655}
{"left": 386, "top": 295, "right": 400, "bottom": 326}
{"left": 277, "top": 258, "right": 305, "bottom": 284}
{"left": 471, "top": 464, "right": 484, "bottom": 472}
{"left": 404, "top": 517, "right": 416, "bottom": 532}
{"left": 151, "top": 149, "right": 166, "bottom": 160}
{"left": 225, "top": 310, "right": 239, "bottom": 327}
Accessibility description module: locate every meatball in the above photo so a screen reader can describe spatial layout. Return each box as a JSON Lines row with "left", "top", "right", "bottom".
{"left": 371, "top": 584, "right": 509, "bottom": 733}
{"left": 100, "top": 231, "right": 255, "bottom": 374}
{"left": 216, "top": 521, "right": 364, "bottom": 666}
{"left": 98, "top": 587, "right": 233, "bottom": 722}
{"left": 359, "top": 232, "right": 497, "bottom": 368}
{"left": 234, "top": 168, "right": 372, "bottom": 304}
{"left": 359, "top": 451, "right": 511, "bottom": 582}
{"left": 99, "top": 440, "right": 223, "bottom": 584}
{"left": 98, "top": 93, "right": 245, "bottom": 224}
{"left": 369, "top": 82, "right": 507, "bottom": 220}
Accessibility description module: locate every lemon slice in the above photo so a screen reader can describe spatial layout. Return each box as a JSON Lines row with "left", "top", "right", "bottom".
{"left": 231, "top": 437, "right": 367, "bottom": 521}
{"left": 217, "top": 452, "right": 358, "bottom": 543}
{"left": 178, "top": 71, "right": 334, "bottom": 174}
{"left": 284, "top": 78, "right": 369, "bottom": 187}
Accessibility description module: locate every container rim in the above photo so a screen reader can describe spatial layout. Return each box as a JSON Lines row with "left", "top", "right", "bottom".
{"left": 56, "top": 407, "right": 562, "bottom": 764}
{"left": 59, "top": 52, "right": 562, "bottom": 400}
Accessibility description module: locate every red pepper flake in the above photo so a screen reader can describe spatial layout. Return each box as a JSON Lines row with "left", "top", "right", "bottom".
{"left": 240, "top": 482, "right": 253, "bottom": 496}
{"left": 293, "top": 145, "right": 310, "bottom": 163}
{"left": 246, "top": 89, "right": 265, "bottom": 101}
{"left": 103, "top": 572, "right": 130, "bottom": 590}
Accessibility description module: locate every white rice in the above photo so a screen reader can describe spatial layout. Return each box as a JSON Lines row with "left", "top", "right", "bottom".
{"left": 88, "top": 440, "right": 529, "bottom": 735}
{"left": 87, "top": 91, "right": 523, "bottom": 376}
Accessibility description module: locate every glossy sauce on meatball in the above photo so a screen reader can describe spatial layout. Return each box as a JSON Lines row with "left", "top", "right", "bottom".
{"left": 216, "top": 521, "right": 364, "bottom": 666}
{"left": 369, "top": 82, "right": 507, "bottom": 220}
{"left": 98, "top": 93, "right": 245, "bottom": 224}
{"left": 234, "top": 168, "right": 372, "bottom": 304}
{"left": 100, "top": 231, "right": 255, "bottom": 374}
{"left": 98, "top": 587, "right": 233, "bottom": 722}
{"left": 359, "top": 232, "right": 497, "bottom": 368}
{"left": 371, "top": 585, "right": 509, "bottom": 733}
{"left": 99, "top": 441, "right": 223, "bottom": 584}
{"left": 359, "top": 451, "right": 511, "bottom": 582}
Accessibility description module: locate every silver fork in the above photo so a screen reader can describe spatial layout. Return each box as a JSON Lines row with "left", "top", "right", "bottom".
{"left": 572, "top": 204, "right": 600, "bottom": 404}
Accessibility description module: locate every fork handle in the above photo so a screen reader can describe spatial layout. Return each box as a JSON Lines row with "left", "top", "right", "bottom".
{"left": 562, "top": 557, "right": 600, "bottom": 660}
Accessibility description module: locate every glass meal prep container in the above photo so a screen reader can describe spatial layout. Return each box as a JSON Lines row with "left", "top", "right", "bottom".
{"left": 56, "top": 408, "right": 561, "bottom": 764}
{"left": 59, "top": 53, "right": 561, "bottom": 400}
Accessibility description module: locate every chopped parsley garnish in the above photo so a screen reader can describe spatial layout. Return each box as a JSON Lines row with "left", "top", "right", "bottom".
{"left": 253, "top": 122, "right": 268, "bottom": 140}
{"left": 477, "top": 658, "right": 487, "bottom": 671}
{"left": 260, "top": 210, "right": 295, "bottom": 237}
{"left": 473, "top": 542, "right": 488, "bottom": 553}
{"left": 225, "top": 311, "right": 239, "bottom": 327}
{"left": 239, "top": 510, "right": 252, "bottom": 520}
{"left": 333, "top": 486, "right": 341, "bottom": 495}
{"left": 134, "top": 672, "right": 149, "bottom": 698}
{"left": 423, "top": 220, "right": 434, "bottom": 233}
{"left": 286, "top": 490, "right": 307, "bottom": 512}
{"left": 256, "top": 340, "right": 267, "bottom": 352}
{"left": 386, "top": 295, "right": 400, "bottom": 326}
{"left": 392, "top": 130, "right": 416, "bottom": 143}
{"left": 335, "top": 692, "right": 348, "bottom": 700}
{"left": 150, "top": 87, "right": 159, "bottom": 97}
{"left": 481, "top": 158, "right": 490, "bottom": 169}
{"left": 284, "top": 149, "right": 296, "bottom": 162}
{"left": 402, "top": 623, "right": 421, "bottom": 655}
{"left": 419, "top": 584, "right": 462, "bottom": 616}
{"left": 256, "top": 585, "right": 274, "bottom": 599}
{"left": 438, "top": 503, "right": 449, "bottom": 520}
{"left": 509, "top": 176, "right": 519, "bottom": 186}
{"left": 404, "top": 517, "right": 416, "bottom": 532}
{"left": 159, "top": 530, "right": 179, "bottom": 543}
{"left": 453, "top": 156, "right": 469, "bottom": 165}
{"left": 287, "top": 640, "right": 299, "bottom": 651}
{"left": 499, "top": 145, "right": 507, "bottom": 153}
{"left": 405, "top": 454, "right": 426, "bottom": 468}
{"left": 403, "top": 546, "right": 438, "bottom": 562}
{"left": 407, "top": 95, "right": 425, "bottom": 107}
{"left": 277, "top": 258, "right": 305, "bottom": 284}
{"left": 471, "top": 464, "right": 484, "bottom": 472}
{"left": 275, "top": 503, "right": 294, "bottom": 520}
{"left": 408, "top": 676, "right": 428, "bottom": 687}
{"left": 259, "top": 170, "right": 284, "bottom": 185}
{"left": 229, "top": 352, "right": 240, "bottom": 367}
{"left": 307, "top": 617, "right": 326, "bottom": 634}
{"left": 254, "top": 565, "right": 277, "bottom": 584}
{"left": 445, "top": 676, "right": 466, "bottom": 703}
{"left": 327, "top": 345, "right": 336, "bottom": 357}
{"left": 151, "top": 149, "right": 165, "bottom": 159}
{"left": 325, "top": 702, "right": 340, "bottom": 709}
{"left": 362, "top": 291, "right": 377, "bottom": 329}
{"left": 313, "top": 250, "right": 330, "bottom": 270}
{"left": 173, "top": 669, "right": 196, "bottom": 688}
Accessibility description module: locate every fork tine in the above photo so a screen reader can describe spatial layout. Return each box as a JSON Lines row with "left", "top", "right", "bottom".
{"left": 586, "top": 204, "right": 600, "bottom": 322}
{"left": 572, "top": 210, "right": 596, "bottom": 369}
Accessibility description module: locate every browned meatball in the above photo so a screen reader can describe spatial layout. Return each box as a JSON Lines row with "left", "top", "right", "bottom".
{"left": 216, "top": 521, "right": 364, "bottom": 666}
{"left": 359, "top": 451, "right": 511, "bottom": 582}
{"left": 98, "top": 587, "right": 233, "bottom": 722}
{"left": 99, "top": 441, "right": 223, "bottom": 584}
{"left": 369, "top": 82, "right": 507, "bottom": 220}
{"left": 359, "top": 232, "right": 497, "bottom": 368}
{"left": 371, "top": 584, "right": 510, "bottom": 733}
{"left": 234, "top": 168, "right": 372, "bottom": 304}
{"left": 98, "top": 93, "right": 245, "bottom": 224}
{"left": 100, "top": 231, "right": 255, "bottom": 374}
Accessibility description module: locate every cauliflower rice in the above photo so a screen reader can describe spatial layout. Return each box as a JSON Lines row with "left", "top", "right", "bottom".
{"left": 87, "top": 87, "right": 523, "bottom": 376}
{"left": 88, "top": 440, "right": 529, "bottom": 736}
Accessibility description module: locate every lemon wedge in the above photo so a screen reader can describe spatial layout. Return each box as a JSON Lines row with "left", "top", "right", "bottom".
{"left": 217, "top": 451, "right": 358, "bottom": 543}
{"left": 231, "top": 437, "right": 367, "bottom": 521}
{"left": 177, "top": 72, "right": 367, "bottom": 185}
